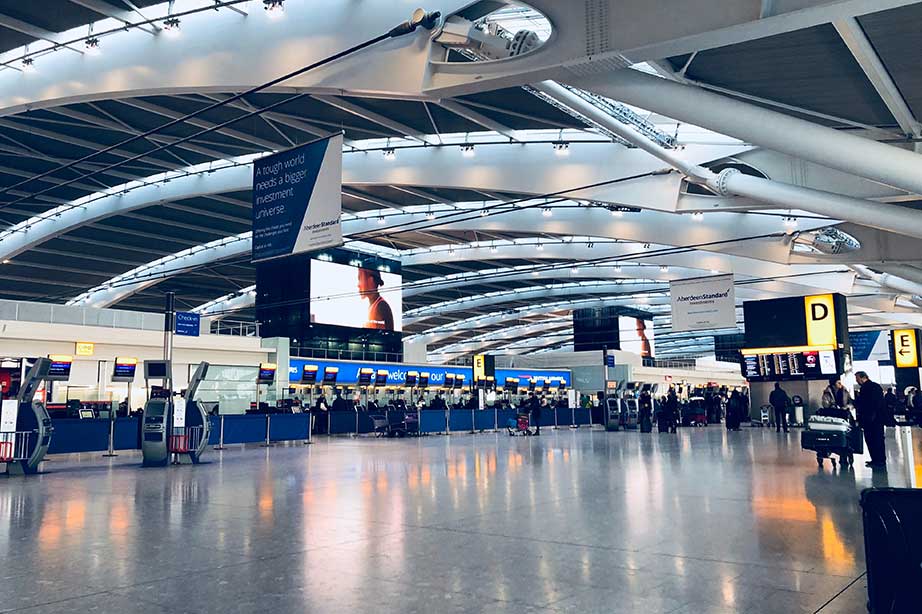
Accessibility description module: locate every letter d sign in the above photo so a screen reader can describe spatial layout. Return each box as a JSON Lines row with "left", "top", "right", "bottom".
{"left": 804, "top": 294, "right": 837, "bottom": 348}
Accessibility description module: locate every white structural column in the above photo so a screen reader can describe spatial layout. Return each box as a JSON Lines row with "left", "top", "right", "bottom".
{"left": 566, "top": 68, "right": 922, "bottom": 197}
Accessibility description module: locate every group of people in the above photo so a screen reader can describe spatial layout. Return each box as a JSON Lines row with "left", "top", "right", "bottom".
{"left": 770, "top": 372, "right": 888, "bottom": 468}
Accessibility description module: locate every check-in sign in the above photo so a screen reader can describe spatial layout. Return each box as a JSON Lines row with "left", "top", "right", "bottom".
{"left": 894, "top": 329, "right": 919, "bottom": 368}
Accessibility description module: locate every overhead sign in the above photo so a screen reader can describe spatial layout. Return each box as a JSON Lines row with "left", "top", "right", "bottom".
{"left": 175, "top": 311, "right": 200, "bottom": 337}
{"left": 849, "top": 331, "right": 891, "bottom": 362}
{"left": 252, "top": 133, "right": 343, "bottom": 262}
{"left": 893, "top": 329, "right": 919, "bottom": 368}
{"left": 804, "top": 294, "right": 837, "bottom": 347}
{"left": 669, "top": 275, "right": 736, "bottom": 332}
{"left": 75, "top": 342, "right": 95, "bottom": 356}
{"left": 473, "top": 354, "right": 495, "bottom": 381}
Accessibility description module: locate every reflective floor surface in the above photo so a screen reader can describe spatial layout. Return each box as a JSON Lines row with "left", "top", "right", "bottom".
{"left": 2, "top": 426, "right": 917, "bottom": 613}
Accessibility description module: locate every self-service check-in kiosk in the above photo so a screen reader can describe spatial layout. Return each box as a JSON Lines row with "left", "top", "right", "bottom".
{"left": 141, "top": 360, "right": 211, "bottom": 467}
{"left": 2, "top": 357, "right": 55, "bottom": 475}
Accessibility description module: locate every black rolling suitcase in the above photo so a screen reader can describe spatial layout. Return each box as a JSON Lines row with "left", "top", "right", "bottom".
{"left": 860, "top": 488, "right": 922, "bottom": 613}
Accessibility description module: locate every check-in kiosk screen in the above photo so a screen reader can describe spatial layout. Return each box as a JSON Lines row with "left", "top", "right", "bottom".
{"left": 504, "top": 378, "right": 519, "bottom": 393}
{"left": 419, "top": 373, "right": 430, "bottom": 388}
{"left": 405, "top": 372, "right": 418, "bottom": 387}
{"left": 557, "top": 380, "right": 566, "bottom": 390}
{"left": 358, "top": 369, "right": 373, "bottom": 385}
{"left": 322, "top": 368, "right": 338, "bottom": 384}
{"left": 455, "top": 376, "right": 465, "bottom": 389}
{"left": 375, "top": 370, "right": 388, "bottom": 386}
{"left": 309, "top": 260, "right": 403, "bottom": 331}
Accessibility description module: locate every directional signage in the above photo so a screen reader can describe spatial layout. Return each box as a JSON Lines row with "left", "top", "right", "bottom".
{"left": 893, "top": 329, "right": 919, "bottom": 368}
{"left": 175, "top": 312, "right": 201, "bottom": 337}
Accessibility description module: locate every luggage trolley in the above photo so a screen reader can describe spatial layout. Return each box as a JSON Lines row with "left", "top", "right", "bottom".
{"left": 1, "top": 357, "right": 55, "bottom": 476}
{"left": 801, "top": 413, "right": 862, "bottom": 468}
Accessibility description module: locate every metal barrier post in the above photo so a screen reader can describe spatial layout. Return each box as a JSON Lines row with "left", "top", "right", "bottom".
{"left": 571, "top": 406, "right": 577, "bottom": 429}
{"left": 102, "top": 415, "right": 117, "bottom": 457}
{"left": 354, "top": 409, "right": 359, "bottom": 437}
{"left": 327, "top": 411, "right": 332, "bottom": 436}
{"left": 494, "top": 406, "right": 498, "bottom": 432}
{"left": 445, "top": 409, "right": 450, "bottom": 434}
{"left": 260, "top": 414, "right": 272, "bottom": 447}
{"left": 554, "top": 406, "right": 559, "bottom": 430}
{"left": 213, "top": 415, "right": 226, "bottom": 450}
{"left": 471, "top": 407, "right": 476, "bottom": 434}
{"left": 304, "top": 412, "right": 313, "bottom": 444}
{"left": 901, "top": 426, "right": 916, "bottom": 487}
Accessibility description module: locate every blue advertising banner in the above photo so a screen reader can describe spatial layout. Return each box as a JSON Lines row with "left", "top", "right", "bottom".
{"left": 849, "top": 330, "right": 891, "bottom": 362}
{"left": 175, "top": 312, "right": 200, "bottom": 337}
{"left": 252, "top": 134, "right": 343, "bottom": 262}
{"left": 288, "top": 358, "right": 570, "bottom": 387}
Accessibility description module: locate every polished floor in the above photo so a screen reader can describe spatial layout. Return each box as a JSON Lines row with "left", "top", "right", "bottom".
{"left": 2, "top": 426, "right": 917, "bottom": 613}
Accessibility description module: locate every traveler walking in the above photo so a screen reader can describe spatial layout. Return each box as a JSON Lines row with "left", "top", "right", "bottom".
{"left": 855, "top": 371, "right": 887, "bottom": 468}
{"left": 769, "top": 382, "right": 790, "bottom": 433}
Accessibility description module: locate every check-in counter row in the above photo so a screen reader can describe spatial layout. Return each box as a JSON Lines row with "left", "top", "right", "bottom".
{"left": 46, "top": 408, "right": 595, "bottom": 454}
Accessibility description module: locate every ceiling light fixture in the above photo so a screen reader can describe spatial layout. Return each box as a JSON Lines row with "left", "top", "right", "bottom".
{"left": 660, "top": 265, "right": 669, "bottom": 273}
{"left": 85, "top": 37, "right": 100, "bottom": 54}
{"left": 783, "top": 216, "right": 798, "bottom": 228}
{"left": 425, "top": 210, "right": 435, "bottom": 220}
{"left": 552, "top": 141, "right": 570, "bottom": 156}
{"left": 21, "top": 57, "right": 34, "bottom": 72}
{"left": 489, "top": 245, "right": 498, "bottom": 253}
{"left": 691, "top": 212, "right": 703, "bottom": 221}
{"left": 542, "top": 208, "right": 552, "bottom": 217}
{"left": 611, "top": 209, "right": 623, "bottom": 218}
{"left": 163, "top": 17, "right": 182, "bottom": 35}
{"left": 263, "top": 0, "right": 285, "bottom": 17}
{"left": 460, "top": 144, "right": 475, "bottom": 158}
{"left": 382, "top": 148, "right": 396, "bottom": 161}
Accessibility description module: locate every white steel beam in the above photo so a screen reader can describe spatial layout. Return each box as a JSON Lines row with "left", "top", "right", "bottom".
{"left": 312, "top": 95, "right": 439, "bottom": 145}
{"left": 567, "top": 69, "right": 922, "bottom": 197}
{"left": 437, "top": 100, "right": 522, "bottom": 141}
{"left": 833, "top": 17, "right": 921, "bottom": 138}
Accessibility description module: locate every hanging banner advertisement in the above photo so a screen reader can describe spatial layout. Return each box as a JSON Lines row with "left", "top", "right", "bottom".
{"left": 252, "top": 133, "right": 343, "bottom": 262}
{"left": 669, "top": 274, "right": 736, "bottom": 332}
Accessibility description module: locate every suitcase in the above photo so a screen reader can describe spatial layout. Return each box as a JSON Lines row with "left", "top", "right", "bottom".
{"left": 860, "top": 488, "right": 922, "bottom": 613}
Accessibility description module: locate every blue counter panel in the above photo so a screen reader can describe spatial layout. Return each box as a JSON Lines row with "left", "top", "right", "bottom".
{"left": 207, "top": 416, "right": 221, "bottom": 445}
{"left": 48, "top": 419, "right": 109, "bottom": 454}
{"left": 113, "top": 417, "right": 141, "bottom": 450}
{"left": 269, "top": 413, "right": 310, "bottom": 441}
{"left": 448, "top": 410, "right": 474, "bottom": 432}
{"left": 419, "top": 410, "right": 446, "bottom": 433}
{"left": 474, "top": 410, "right": 496, "bottom": 431}
{"left": 221, "top": 415, "right": 268, "bottom": 444}
{"left": 328, "top": 411, "right": 357, "bottom": 435}
{"left": 555, "top": 408, "right": 572, "bottom": 426}
{"left": 356, "top": 412, "right": 375, "bottom": 434}
{"left": 496, "top": 409, "right": 516, "bottom": 430}
{"left": 574, "top": 408, "right": 591, "bottom": 426}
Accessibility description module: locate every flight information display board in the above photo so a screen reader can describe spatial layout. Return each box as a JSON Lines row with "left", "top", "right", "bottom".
{"left": 742, "top": 349, "right": 838, "bottom": 381}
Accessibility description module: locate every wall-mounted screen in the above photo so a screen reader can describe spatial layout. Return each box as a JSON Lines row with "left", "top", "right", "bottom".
{"left": 46, "top": 355, "right": 73, "bottom": 381}
{"left": 743, "top": 349, "right": 841, "bottom": 381}
{"left": 144, "top": 360, "right": 171, "bottom": 380}
{"left": 405, "top": 371, "right": 418, "bottom": 387}
{"left": 301, "top": 365, "right": 318, "bottom": 384}
{"left": 358, "top": 368, "right": 373, "bottom": 386}
{"left": 310, "top": 260, "right": 403, "bottom": 331}
{"left": 322, "top": 367, "right": 338, "bottom": 384}
{"left": 375, "top": 369, "right": 389, "bottom": 386}
{"left": 112, "top": 357, "right": 138, "bottom": 382}
{"left": 618, "top": 317, "right": 655, "bottom": 357}
{"left": 258, "top": 363, "right": 277, "bottom": 384}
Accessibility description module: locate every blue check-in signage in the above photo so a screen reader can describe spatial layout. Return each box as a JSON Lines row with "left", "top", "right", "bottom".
{"left": 288, "top": 358, "right": 570, "bottom": 387}
{"left": 175, "top": 311, "right": 201, "bottom": 337}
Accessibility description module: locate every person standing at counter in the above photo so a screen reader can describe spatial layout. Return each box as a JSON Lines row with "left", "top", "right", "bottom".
{"left": 855, "top": 371, "right": 887, "bottom": 468}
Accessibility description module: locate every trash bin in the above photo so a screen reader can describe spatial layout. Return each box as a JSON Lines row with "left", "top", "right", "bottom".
{"left": 792, "top": 395, "right": 805, "bottom": 426}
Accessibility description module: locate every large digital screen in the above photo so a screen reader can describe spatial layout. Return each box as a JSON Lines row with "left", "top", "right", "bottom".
{"left": 618, "top": 317, "right": 655, "bottom": 358}
{"left": 112, "top": 358, "right": 137, "bottom": 382}
{"left": 310, "top": 260, "right": 402, "bottom": 331}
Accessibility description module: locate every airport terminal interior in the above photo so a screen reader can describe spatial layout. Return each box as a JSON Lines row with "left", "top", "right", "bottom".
{"left": 5, "top": 1, "right": 922, "bottom": 612}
